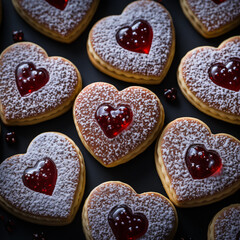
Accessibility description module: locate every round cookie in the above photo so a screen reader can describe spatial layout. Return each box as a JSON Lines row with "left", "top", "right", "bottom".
{"left": 73, "top": 82, "right": 165, "bottom": 167}
{"left": 0, "top": 42, "right": 82, "bottom": 125}
{"left": 0, "top": 132, "right": 85, "bottom": 225}
{"left": 178, "top": 36, "right": 240, "bottom": 125}
{"left": 82, "top": 181, "right": 178, "bottom": 240}
{"left": 155, "top": 117, "right": 240, "bottom": 207}
{"left": 208, "top": 204, "right": 240, "bottom": 240}
{"left": 180, "top": 0, "right": 240, "bottom": 38}
{"left": 87, "top": 0, "right": 175, "bottom": 84}
{"left": 12, "top": 0, "right": 100, "bottom": 43}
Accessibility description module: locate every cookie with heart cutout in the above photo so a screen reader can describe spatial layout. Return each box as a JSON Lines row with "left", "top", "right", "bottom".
{"left": 0, "top": 42, "right": 82, "bottom": 125}
{"left": 178, "top": 36, "right": 240, "bottom": 125}
{"left": 155, "top": 117, "right": 240, "bottom": 207}
{"left": 73, "top": 82, "right": 165, "bottom": 167}
{"left": 180, "top": 0, "right": 240, "bottom": 38}
{"left": 0, "top": 132, "right": 85, "bottom": 225}
{"left": 12, "top": 0, "right": 99, "bottom": 43}
{"left": 208, "top": 204, "right": 240, "bottom": 240}
{"left": 87, "top": 0, "right": 175, "bottom": 84}
{"left": 82, "top": 181, "right": 178, "bottom": 240}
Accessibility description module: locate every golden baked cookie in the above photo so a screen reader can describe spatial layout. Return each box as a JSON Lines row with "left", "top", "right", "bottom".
{"left": 82, "top": 181, "right": 178, "bottom": 240}
{"left": 178, "top": 36, "right": 240, "bottom": 125}
{"left": 0, "top": 42, "right": 82, "bottom": 125}
{"left": 73, "top": 82, "right": 164, "bottom": 167}
{"left": 208, "top": 204, "right": 240, "bottom": 240}
{"left": 180, "top": 0, "right": 240, "bottom": 38}
{"left": 87, "top": 0, "right": 175, "bottom": 84}
{"left": 12, "top": 0, "right": 99, "bottom": 43}
{"left": 0, "top": 132, "right": 85, "bottom": 225}
{"left": 155, "top": 117, "right": 240, "bottom": 207}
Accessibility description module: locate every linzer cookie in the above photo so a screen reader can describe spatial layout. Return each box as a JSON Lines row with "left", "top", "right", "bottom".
{"left": 73, "top": 82, "right": 164, "bottom": 167}
{"left": 82, "top": 181, "right": 178, "bottom": 240}
{"left": 12, "top": 0, "right": 99, "bottom": 43}
{"left": 155, "top": 117, "right": 240, "bottom": 207}
{"left": 180, "top": 0, "right": 240, "bottom": 38}
{"left": 178, "top": 36, "right": 240, "bottom": 125}
{"left": 87, "top": 0, "right": 175, "bottom": 84}
{"left": 208, "top": 204, "right": 240, "bottom": 240}
{"left": 0, "top": 42, "right": 82, "bottom": 125}
{"left": 0, "top": 132, "right": 85, "bottom": 225}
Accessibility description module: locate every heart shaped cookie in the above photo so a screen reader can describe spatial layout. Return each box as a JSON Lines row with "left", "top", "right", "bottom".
{"left": 82, "top": 181, "right": 178, "bottom": 240}
{"left": 12, "top": 0, "right": 99, "bottom": 43}
{"left": 180, "top": 0, "right": 240, "bottom": 38}
{"left": 178, "top": 36, "right": 240, "bottom": 125}
{"left": 0, "top": 42, "right": 82, "bottom": 125}
{"left": 155, "top": 117, "right": 240, "bottom": 207}
{"left": 208, "top": 204, "right": 240, "bottom": 240}
{"left": 87, "top": 0, "right": 175, "bottom": 84}
{"left": 73, "top": 82, "right": 164, "bottom": 167}
{"left": 0, "top": 132, "right": 85, "bottom": 225}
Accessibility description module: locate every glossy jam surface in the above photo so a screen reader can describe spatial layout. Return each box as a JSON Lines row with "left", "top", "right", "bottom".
{"left": 164, "top": 88, "right": 177, "bottom": 103}
{"left": 95, "top": 104, "right": 133, "bottom": 138}
{"left": 22, "top": 158, "right": 57, "bottom": 195}
{"left": 5, "top": 132, "right": 17, "bottom": 144}
{"left": 116, "top": 20, "right": 153, "bottom": 54}
{"left": 12, "top": 30, "right": 24, "bottom": 42}
{"left": 208, "top": 58, "right": 240, "bottom": 92}
{"left": 45, "top": 0, "right": 68, "bottom": 10}
{"left": 15, "top": 62, "right": 49, "bottom": 97}
{"left": 185, "top": 144, "right": 222, "bottom": 179}
{"left": 108, "top": 204, "right": 148, "bottom": 240}
{"left": 211, "top": 0, "right": 226, "bottom": 4}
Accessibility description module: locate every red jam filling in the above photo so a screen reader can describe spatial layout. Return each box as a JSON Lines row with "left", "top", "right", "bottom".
{"left": 116, "top": 20, "right": 153, "bottom": 54}
{"left": 185, "top": 144, "right": 222, "bottom": 179}
{"left": 108, "top": 204, "right": 148, "bottom": 240}
{"left": 45, "top": 0, "right": 68, "bottom": 10}
{"left": 211, "top": 0, "right": 226, "bottom": 4}
{"left": 22, "top": 158, "right": 57, "bottom": 196}
{"left": 208, "top": 58, "right": 240, "bottom": 92}
{"left": 95, "top": 104, "right": 133, "bottom": 138}
{"left": 15, "top": 62, "right": 49, "bottom": 97}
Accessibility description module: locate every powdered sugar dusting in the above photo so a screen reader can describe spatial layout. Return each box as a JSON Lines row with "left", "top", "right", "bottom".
{"left": 160, "top": 118, "right": 240, "bottom": 202}
{"left": 16, "top": 0, "right": 95, "bottom": 36}
{"left": 74, "top": 82, "right": 161, "bottom": 165}
{"left": 214, "top": 205, "right": 240, "bottom": 239}
{"left": 0, "top": 132, "right": 81, "bottom": 218}
{"left": 181, "top": 38, "right": 240, "bottom": 115}
{"left": 86, "top": 182, "right": 176, "bottom": 239}
{"left": 0, "top": 43, "right": 79, "bottom": 120}
{"left": 185, "top": 0, "right": 240, "bottom": 31}
{"left": 90, "top": 0, "right": 173, "bottom": 76}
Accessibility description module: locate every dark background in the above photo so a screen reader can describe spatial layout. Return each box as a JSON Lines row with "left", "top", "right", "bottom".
{"left": 0, "top": 0, "right": 239, "bottom": 239}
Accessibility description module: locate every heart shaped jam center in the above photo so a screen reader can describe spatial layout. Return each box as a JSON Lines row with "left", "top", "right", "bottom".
{"left": 108, "top": 204, "right": 148, "bottom": 240}
{"left": 185, "top": 144, "right": 222, "bottom": 179}
{"left": 116, "top": 20, "right": 153, "bottom": 54}
{"left": 208, "top": 57, "right": 240, "bottom": 92}
{"left": 22, "top": 158, "right": 57, "bottom": 195}
{"left": 45, "top": 0, "right": 68, "bottom": 10}
{"left": 15, "top": 62, "right": 49, "bottom": 97}
{"left": 211, "top": 0, "right": 226, "bottom": 4}
{"left": 95, "top": 104, "right": 133, "bottom": 138}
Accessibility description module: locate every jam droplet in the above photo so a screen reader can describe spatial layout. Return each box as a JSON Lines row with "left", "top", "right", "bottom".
{"left": 5, "top": 132, "right": 17, "bottom": 144}
{"left": 211, "top": 0, "right": 226, "bottom": 4}
{"left": 33, "top": 232, "right": 47, "bottom": 240}
{"left": 208, "top": 58, "right": 240, "bottom": 92}
{"left": 95, "top": 104, "right": 133, "bottom": 138}
{"left": 185, "top": 144, "right": 222, "bottom": 179}
{"left": 116, "top": 20, "right": 153, "bottom": 54}
{"left": 164, "top": 88, "right": 177, "bottom": 102}
{"left": 15, "top": 62, "right": 49, "bottom": 97}
{"left": 22, "top": 158, "right": 57, "bottom": 196}
{"left": 108, "top": 204, "right": 148, "bottom": 240}
{"left": 12, "top": 30, "right": 24, "bottom": 42}
{"left": 45, "top": 0, "right": 68, "bottom": 10}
